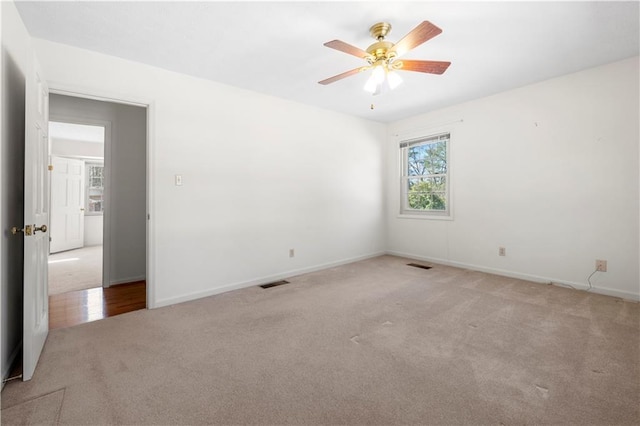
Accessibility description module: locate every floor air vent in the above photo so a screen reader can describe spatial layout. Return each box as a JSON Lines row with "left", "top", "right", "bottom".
{"left": 407, "top": 263, "right": 433, "bottom": 270}
{"left": 259, "top": 280, "right": 290, "bottom": 289}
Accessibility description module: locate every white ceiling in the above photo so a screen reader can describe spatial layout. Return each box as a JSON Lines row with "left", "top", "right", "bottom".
{"left": 15, "top": 1, "right": 640, "bottom": 123}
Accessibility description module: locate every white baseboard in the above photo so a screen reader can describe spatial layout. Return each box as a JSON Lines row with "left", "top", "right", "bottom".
{"left": 386, "top": 250, "right": 640, "bottom": 302}
{"left": 154, "top": 251, "right": 386, "bottom": 308}
{"left": 109, "top": 275, "right": 146, "bottom": 286}
{"left": 2, "top": 340, "right": 22, "bottom": 388}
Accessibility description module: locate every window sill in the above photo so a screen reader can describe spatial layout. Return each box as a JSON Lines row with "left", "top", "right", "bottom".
{"left": 397, "top": 213, "right": 453, "bottom": 221}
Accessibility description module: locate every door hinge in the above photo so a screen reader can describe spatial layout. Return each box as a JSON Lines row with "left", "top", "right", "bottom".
{"left": 48, "top": 164, "right": 53, "bottom": 171}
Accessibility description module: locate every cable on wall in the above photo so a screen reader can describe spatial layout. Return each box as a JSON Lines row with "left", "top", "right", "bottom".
{"left": 586, "top": 269, "right": 598, "bottom": 292}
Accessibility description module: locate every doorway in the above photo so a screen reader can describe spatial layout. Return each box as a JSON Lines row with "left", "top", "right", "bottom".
{"left": 48, "top": 121, "right": 106, "bottom": 296}
{"left": 47, "top": 93, "right": 148, "bottom": 329}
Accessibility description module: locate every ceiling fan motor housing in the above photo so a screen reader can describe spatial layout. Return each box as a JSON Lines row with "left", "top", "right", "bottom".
{"left": 367, "top": 22, "right": 396, "bottom": 63}
{"left": 366, "top": 41, "right": 394, "bottom": 61}
{"left": 369, "top": 22, "right": 392, "bottom": 40}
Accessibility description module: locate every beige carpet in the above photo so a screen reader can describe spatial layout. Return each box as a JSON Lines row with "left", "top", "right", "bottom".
{"left": 48, "top": 245, "right": 103, "bottom": 295}
{"left": 2, "top": 255, "right": 638, "bottom": 425}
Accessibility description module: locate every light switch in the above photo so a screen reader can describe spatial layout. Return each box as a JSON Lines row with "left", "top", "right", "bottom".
{"left": 175, "top": 174, "right": 183, "bottom": 186}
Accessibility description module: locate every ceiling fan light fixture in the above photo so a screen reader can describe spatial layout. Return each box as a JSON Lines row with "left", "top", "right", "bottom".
{"left": 372, "top": 64, "right": 386, "bottom": 84}
{"left": 387, "top": 70, "right": 403, "bottom": 90}
{"left": 363, "top": 74, "right": 378, "bottom": 93}
{"left": 363, "top": 62, "right": 402, "bottom": 95}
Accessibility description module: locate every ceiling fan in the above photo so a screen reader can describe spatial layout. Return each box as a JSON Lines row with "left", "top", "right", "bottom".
{"left": 319, "top": 21, "right": 451, "bottom": 96}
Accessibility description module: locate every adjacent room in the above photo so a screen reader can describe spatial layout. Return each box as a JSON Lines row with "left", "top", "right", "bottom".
{"left": 1, "top": 1, "right": 638, "bottom": 424}
{"left": 48, "top": 120, "right": 105, "bottom": 297}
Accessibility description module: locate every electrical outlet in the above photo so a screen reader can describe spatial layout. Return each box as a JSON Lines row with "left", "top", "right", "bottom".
{"left": 175, "top": 174, "right": 183, "bottom": 186}
{"left": 289, "top": 249, "right": 295, "bottom": 258}
{"left": 498, "top": 247, "right": 506, "bottom": 256}
{"left": 596, "top": 259, "right": 607, "bottom": 272}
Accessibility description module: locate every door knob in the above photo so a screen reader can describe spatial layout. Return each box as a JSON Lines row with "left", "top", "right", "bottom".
{"left": 11, "top": 224, "right": 46, "bottom": 235}
{"left": 11, "top": 225, "right": 33, "bottom": 236}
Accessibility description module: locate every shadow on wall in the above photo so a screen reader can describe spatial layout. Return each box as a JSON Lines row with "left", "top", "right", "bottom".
{"left": 1, "top": 46, "right": 26, "bottom": 381}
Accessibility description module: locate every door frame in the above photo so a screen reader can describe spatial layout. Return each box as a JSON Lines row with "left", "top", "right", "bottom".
{"left": 47, "top": 83, "right": 156, "bottom": 308}
{"left": 48, "top": 116, "right": 111, "bottom": 287}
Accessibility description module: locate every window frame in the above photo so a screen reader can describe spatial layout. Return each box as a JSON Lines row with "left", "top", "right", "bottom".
{"left": 399, "top": 131, "right": 452, "bottom": 219}
{"left": 85, "top": 162, "right": 105, "bottom": 216}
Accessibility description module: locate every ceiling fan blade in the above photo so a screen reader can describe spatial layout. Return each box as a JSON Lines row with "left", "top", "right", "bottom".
{"left": 318, "top": 67, "right": 364, "bottom": 85}
{"left": 324, "top": 40, "right": 370, "bottom": 59}
{"left": 389, "top": 21, "right": 443, "bottom": 58}
{"left": 398, "top": 60, "right": 451, "bottom": 75}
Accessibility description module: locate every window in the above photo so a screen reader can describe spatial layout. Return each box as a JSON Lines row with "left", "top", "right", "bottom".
{"left": 400, "top": 132, "right": 450, "bottom": 217}
{"left": 86, "top": 163, "right": 104, "bottom": 214}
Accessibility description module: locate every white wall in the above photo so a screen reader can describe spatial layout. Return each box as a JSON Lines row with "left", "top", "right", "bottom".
{"left": 50, "top": 94, "right": 146, "bottom": 286}
{"left": 34, "top": 39, "right": 387, "bottom": 307}
{"left": 387, "top": 57, "right": 640, "bottom": 300}
{"left": 51, "top": 137, "right": 103, "bottom": 158}
{"left": 84, "top": 215, "right": 103, "bottom": 247}
{"left": 0, "top": 0, "right": 30, "bottom": 383}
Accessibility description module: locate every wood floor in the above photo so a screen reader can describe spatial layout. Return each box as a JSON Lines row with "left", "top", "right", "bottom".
{"left": 49, "top": 281, "right": 146, "bottom": 330}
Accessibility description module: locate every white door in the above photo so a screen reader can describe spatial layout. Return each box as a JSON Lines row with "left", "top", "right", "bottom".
{"left": 50, "top": 156, "right": 85, "bottom": 253}
{"left": 23, "top": 54, "right": 50, "bottom": 381}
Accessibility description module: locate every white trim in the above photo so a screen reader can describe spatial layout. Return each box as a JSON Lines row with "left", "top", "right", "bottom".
{"left": 48, "top": 83, "right": 155, "bottom": 309}
{"left": 146, "top": 102, "right": 156, "bottom": 308}
{"left": 386, "top": 250, "right": 640, "bottom": 302}
{"left": 50, "top": 154, "right": 103, "bottom": 161}
{"left": 396, "top": 214, "right": 453, "bottom": 221}
{"left": 154, "top": 252, "right": 386, "bottom": 308}
{"left": 47, "top": 82, "right": 148, "bottom": 108}
{"left": 110, "top": 275, "right": 146, "bottom": 286}
{"left": 103, "top": 123, "right": 112, "bottom": 288}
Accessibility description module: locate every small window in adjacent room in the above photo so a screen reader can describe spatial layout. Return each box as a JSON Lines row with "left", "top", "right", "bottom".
{"left": 400, "top": 132, "right": 450, "bottom": 218}
{"left": 86, "top": 163, "right": 104, "bottom": 214}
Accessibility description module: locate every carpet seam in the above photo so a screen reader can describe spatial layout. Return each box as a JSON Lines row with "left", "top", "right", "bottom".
{"left": 54, "top": 387, "right": 66, "bottom": 425}
{"left": 1, "top": 387, "right": 66, "bottom": 411}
